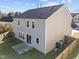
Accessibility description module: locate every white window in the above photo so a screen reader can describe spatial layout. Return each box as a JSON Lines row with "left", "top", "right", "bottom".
{"left": 19, "top": 32, "right": 20, "bottom": 37}
{"left": 36, "top": 38, "right": 39, "bottom": 44}
{"left": 32, "top": 21, "right": 35, "bottom": 29}
{"left": 19, "top": 32, "right": 25, "bottom": 40}
{"left": 23, "top": 34, "right": 24, "bottom": 40}
{"left": 27, "top": 21, "right": 29, "bottom": 27}
{"left": 27, "top": 34, "right": 31, "bottom": 44}
{"left": 18, "top": 20, "right": 20, "bottom": 25}
{"left": 20, "top": 32, "right": 22, "bottom": 39}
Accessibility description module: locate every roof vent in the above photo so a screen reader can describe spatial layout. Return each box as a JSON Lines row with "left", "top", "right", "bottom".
{"left": 37, "top": 4, "right": 42, "bottom": 8}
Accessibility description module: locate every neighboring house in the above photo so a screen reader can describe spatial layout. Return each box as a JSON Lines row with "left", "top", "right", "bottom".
{"left": 71, "top": 13, "right": 79, "bottom": 22}
{"left": 13, "top": 4, "right": 72, "bottom": 54}
{"left": 0, "top": 16, "right": 13, "bottom": 26}
{"left": 71, "top": 13, "right": 79, "bottom": 28}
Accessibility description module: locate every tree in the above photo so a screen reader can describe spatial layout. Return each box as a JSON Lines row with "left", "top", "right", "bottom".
{"left": 15, "top": 12, "right": 18, "bottom": 16}
{"left": 0, "top": 9, "right": 2, "bottom": 17}
{"left": 0, "top": 9, "right": 2, "bottom": 14}
{"left": 7, "top": 12, "right": 21, "bottom": 17}
{"left": 8, "top": 12, "right": 12, "bottom": 17}
{"left": 15, "top": 12, "right": 21, "bottom": 16}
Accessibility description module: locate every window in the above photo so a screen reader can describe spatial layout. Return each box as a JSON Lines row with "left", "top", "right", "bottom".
{"left": 18, "top": 20, "right": 20, "bottom": 25}
{"left": 29, "top": 35, "right": 31, "bottom": 44}
{"left": 27, "top": 21, "right": 29, "bottom": 27}
{"left": 36, "top": 38, "right": 39, "bottom": 44}
{"left": 27, "top": 34, "right": 31, "bottom": 44}
{"left": 27, "top": 34, "right": 29, "bottom": 43}
{"left": 19, "top": 32, "right": 20, "bottom": 37}
{"left": 19, "top": 32, "right": 24, "bottom": 40}
{"left": 20, "top": 33, "right": 22, "bottom": 38}
{"left": 32, "top": 21, "right": 35, "bottom": 29}
{"left": 23, "top": 34, "right": 24, "bottom": 40}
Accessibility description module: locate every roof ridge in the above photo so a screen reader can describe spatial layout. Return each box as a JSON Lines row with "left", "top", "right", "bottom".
{"left": 14, "top": 4, "right": 64, "bottom": 19}
{"left": 24, "top": 4, "right": 64, "bottom": 13}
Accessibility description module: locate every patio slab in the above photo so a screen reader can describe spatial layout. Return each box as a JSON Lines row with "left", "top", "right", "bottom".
{"left": 12, "top": 43, "right": 33, "bottom": 54}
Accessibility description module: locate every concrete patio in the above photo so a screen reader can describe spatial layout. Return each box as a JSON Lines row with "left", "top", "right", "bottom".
{"left": 12, "top": 43, "right": 33, "bottom": 54}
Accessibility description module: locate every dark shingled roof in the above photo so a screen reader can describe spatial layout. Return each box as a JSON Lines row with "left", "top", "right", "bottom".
{"left": 15, "top": 4, "right": 64, "bottom": 19}
{"left": 0, "top": 16, "right": 13, "bottom": 22}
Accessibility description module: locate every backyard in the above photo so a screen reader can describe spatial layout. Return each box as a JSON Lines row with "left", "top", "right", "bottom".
{"left": 0, "top": 36, "right": 69, "bottom": 59}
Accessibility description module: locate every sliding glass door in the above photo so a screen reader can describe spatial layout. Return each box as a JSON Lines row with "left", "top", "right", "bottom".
{"left": 27, "top": 34, "right": 31, "bottom": 44}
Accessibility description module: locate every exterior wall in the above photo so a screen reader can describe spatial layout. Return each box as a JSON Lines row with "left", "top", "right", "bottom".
{"left": 13, "top": 18, "right": 46, "bottom": 53}
{"left": 45, "top": 5, "right": 72, "bottom": 54}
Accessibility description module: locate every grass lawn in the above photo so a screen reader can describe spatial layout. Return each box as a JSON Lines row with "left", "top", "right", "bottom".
{"left": 0, "top": 37, "right": 66, "bottom": 59}
{"left": 68, "top": 45, "right": 79, "bottom": 59}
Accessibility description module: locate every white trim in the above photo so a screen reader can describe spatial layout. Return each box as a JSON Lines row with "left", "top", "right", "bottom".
{"left": 35, "top": 36, "right": 40, "bottom": 45}
{"left": 25, "top": 33, "right": 32, "bottom": 46}
{"left": 31, "top": 20, "right": 36, "bottom": 30}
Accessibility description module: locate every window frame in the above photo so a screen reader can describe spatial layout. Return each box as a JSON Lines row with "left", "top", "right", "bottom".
{"left": 18, "top": 20, "right": 20, "bottom": 25}
{"left": 27, "top": 34, "right": 31, "bottom": 44}
{"left": 19, "top": 32, "right": 20, "bottom": 38}
{"left": 36, "top": 38, "right": 39, "bottom": 44}
{"left": 32, "top": 20, "right": 36, "bottom": 29}
{"left": 27, "top": 21, "right": 29, "bottom": 27}
{"left": 21, "top": 32, "right": 24, "bottom": 40}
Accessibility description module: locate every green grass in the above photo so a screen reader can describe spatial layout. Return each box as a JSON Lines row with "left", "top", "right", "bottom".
{"left": 68, "top": 45, "right": 79, "bottom": 59}
{"left": 0, "top": 37, "right": 65, "bottom": 59}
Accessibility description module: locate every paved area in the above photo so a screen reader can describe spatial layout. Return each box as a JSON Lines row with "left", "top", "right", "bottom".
{"left": 74, "top": 27, "right": 79, "bottom": 30}
{"left": 71, "top": 30, "right": 79, "bottom": 38}
{"left": 12, "top": 43, "right": 33, "bottom": 54}
{"left": 76, "top": 55, "right": 79, "bottom": 59}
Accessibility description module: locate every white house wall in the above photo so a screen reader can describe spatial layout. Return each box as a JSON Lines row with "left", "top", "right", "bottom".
{"left": 45, "top": 5, "right": 72, "bottom": 54}
{"left": 13, "top": 18, "right": 46, "bottom": 53}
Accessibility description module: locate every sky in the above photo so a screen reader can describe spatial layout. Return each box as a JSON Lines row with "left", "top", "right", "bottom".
{"left": 0, "top": 0, "right": 79, "bottom": 13}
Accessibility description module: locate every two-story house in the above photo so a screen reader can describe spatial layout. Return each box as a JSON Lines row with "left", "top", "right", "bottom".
{"left": 13, "top": 4, "right": 72, "bottom": 54}
{"left": 71, "top": 13, "right": 79, "bottom": 28}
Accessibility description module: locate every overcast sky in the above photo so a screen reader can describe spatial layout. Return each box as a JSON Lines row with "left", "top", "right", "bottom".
{"left": 0, "top": 0, "right": 79, "bottom": 13}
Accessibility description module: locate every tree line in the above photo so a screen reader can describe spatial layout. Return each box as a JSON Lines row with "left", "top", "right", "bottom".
{"left": 8, "top": 12, "right": 21, "bottom": 17}
{"left": 0, "top": 10, "right": 21, "bottom": 17}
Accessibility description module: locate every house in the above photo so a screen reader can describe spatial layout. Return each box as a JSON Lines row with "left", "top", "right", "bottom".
{"left": 0, "top": 16, "right": 13, "bottom": 26}
{"left": 71, "top": 13, "right": 79, "bottom": 22}
{"left": 71, "top": 13, "right": 79, "bottom": 28}
{"left": 13, "top": 4, "right": 72, "bottom": 54}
